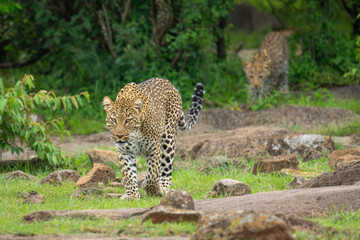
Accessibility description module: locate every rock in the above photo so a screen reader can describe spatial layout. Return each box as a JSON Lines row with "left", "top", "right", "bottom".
{"left": 302, "top": 149, "right": 323, "bottom": 162}
{"left": 266, "top": 134, "right": 335, "bottom": 156}
{"left": 159, "top": 190, "right": 195, "bottom": 210}
{"left": 4, "top": 170, "right": 40, "bottom": 182}
{"left": 297, "top": 161, "right": 360, "bottom": 188}
{"left": 76, "top": 163, "right": 116, "bottom": 187}
{"left": 212, "top": 179, "right": 251, "bottom": 197}
{"left": 87, "top": 149, "right": 118, "bottom": 166}
{"left": 72, "top": 186, "right": 106, "bottom": 199}
{"left": 287, "top": 177, "right": 309, "bottom": 188}
{"left": 142, "top": 205, "right": 202, "bottom": 224}
{"left": 41, "top": 170, "right": 80, "bottom": 185}
{"left": 252, "top": 154, "right": 299, "bottom": 175}
{"left": 328, "top": 149, "right": 360, "bottom": 169}
{"left": 198, "top": 156, "right": 246, "bottom": 173}
{"left": 280, "top": 169, "right": 317, "bottom": 178}
{"left": 23, "top": 191, "right": 45, "bottom": 204}
{"left": 191, "top": 210, "right": 294, "bottom": 240}
{"left": 137, "top": 171, "right": 147, "bottom": 188}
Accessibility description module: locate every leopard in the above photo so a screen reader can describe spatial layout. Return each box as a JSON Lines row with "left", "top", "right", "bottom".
{"left": 103, "top": 78, "right": 205, "bottom": 199}
{"left": 243, "top": 31, "right": 290, "bottom": 103}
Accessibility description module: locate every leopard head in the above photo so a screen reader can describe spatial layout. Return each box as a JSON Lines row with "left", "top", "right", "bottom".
{"left": 103, "top": 83, "right": 145, "bottom": 143}
{"left": 243, "top": 50, "right": 271, "bottom": 93}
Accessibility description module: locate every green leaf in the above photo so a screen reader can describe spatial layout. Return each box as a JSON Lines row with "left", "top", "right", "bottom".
{"left": 0, "top": 98, "right": 7, "bottom": 114}
{"left": 25, "top": 131, "right": 30, "bottom": 141}
{"left": 0, "top": 78, "right": 4, "bottom": 95}
{"left": 61, "top": 97, "right": 67, "bottom": 110}
{"left": 75, "top": 95, "right": 84, "bottom": 107}
{"left": 70, "top": 96, "right": 79, "bottom": 109}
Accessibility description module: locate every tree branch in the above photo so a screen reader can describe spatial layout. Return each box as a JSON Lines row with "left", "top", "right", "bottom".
{"left": 96, "top": 9, "right": 118, "bottom": 59}
{"left": 339, "top": 0, "right": 354, "bottom": 17}
{"left": 0, "top": 50, "right": 49, "bottom": 69}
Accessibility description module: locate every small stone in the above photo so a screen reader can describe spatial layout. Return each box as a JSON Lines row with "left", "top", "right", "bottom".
{"left": 253, "top": 154, "right": 299, "bottom": 175}
{"left": 191, "top": 210, "right": 294, "bottom": 240}
{"left": 24, "top": 193, "right": 45, "bottom": 204}
{"left": 159, "top": 190, "right": 195, "bottom": 210}
{"left": 303, "top": 149, "right": 323, "bottom": 162}
{"left": 198, "top": 156, "right": 246, "bottom": 173}
{"left": 76, "top": 163, "right": 116, "bottom": 187}
{"left": 137, "top": 171, "right": 147, "bottom": 188}
{"left": 212, "top": 179, "right": 251, "bottom": 197}
{"left": 72, "top": 186, "right": 105, "bottom": 199}
{"left": 41, "top": 170, "right": 80, "bottom": 185}
{"left": 4, "top": 170, "right": 40, "bottom": 182}
{"left": 142, "top": 205, "right": 202, "bottom": 224}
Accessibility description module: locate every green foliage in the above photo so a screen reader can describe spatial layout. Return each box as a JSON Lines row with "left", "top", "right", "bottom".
{"left": 0, "top": 74, "right": 89, "bottom": 165}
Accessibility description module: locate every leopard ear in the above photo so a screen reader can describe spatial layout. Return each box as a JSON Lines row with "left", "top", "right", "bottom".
{"left": 243, "top": 61, "right": 250, "bottom": 69}
{"left": 103, "top": 96, "right": 114, "bottom": 112}
{"left": 133, "top": 98, "right": 142, "bottom": 113}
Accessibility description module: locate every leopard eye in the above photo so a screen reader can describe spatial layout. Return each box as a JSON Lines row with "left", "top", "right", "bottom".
{"left": 125, "top": 119, "right": 131, "bottom": 124}
{"left": 110, "top": 117, "right": 117, "bottom": 123}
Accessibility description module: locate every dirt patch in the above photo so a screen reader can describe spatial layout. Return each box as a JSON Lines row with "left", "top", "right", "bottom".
{"left": 195, "top": 185, "right": 360, "bottom": 216}
{"left": 0, "top": 235, "right": 189, "bottom": 240}
{"left": 176, "top": 126, "right": 292, "bottom": 160}
{"left": 296, "top": 161, "right": 360, "bottom": 188}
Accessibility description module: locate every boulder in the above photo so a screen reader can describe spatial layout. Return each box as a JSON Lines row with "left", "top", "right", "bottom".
{"left": 252, "top": 154, "right": 298, "bottom": 175}
{"left": 191, "top": 210, "right": 294, "bottom": 240}
{"left": 41, "top": 170, "right": 80, "bottom": 185}
{"left": 159, "top": 190, "right": 195, "bottom": 210}
{"left": 328, "top": 149, "right": 360, "bottom": 169}
{"left": 142, "top": 205, "right": 202, "bottom": 224}
{"left": 297, "top": 161, "right": 360, "bottom": 188}
{"left": 212, "top": 179, "right": 251, "bottom": 197}
{"left": 4, "top": 170, "right": 40, "bottom": 182}
{"left": 76, "top": 163, "right": 116, "bottom": 187}
{"left": 266, "top": 134, "right": 335, "bottom": 156}
{"left": 87, "top": 149, "right": 118, "bottom": 166}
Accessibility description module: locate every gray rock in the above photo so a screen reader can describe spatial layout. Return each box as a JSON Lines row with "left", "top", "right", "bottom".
{"left": 41, "top": 170, "right": 80, "bottom": 185}
{"left": 142, "top": 205, "right": 202, "bottom": 224}
{"left": 212, "top": 179, "right": 251, "bottom": 197}
{"left": 159, "top": 190, "right": 195, "bottom": 210}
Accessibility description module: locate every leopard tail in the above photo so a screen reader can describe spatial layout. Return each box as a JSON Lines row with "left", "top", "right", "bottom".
{"left": 178, "top": 83, "right": 205, "bottom": 131}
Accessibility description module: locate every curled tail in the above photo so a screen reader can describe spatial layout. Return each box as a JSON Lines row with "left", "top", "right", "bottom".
{"left": 179, "top": 83, "right": 205, "bottom": 131}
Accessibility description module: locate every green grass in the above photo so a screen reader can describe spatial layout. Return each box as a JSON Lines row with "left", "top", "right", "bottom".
{"left": 1, "top": 155, "right": 358, "bottom": 238}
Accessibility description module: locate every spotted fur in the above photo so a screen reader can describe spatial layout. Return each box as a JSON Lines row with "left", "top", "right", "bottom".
{"left": 103, "top": 78, "right": 204, "bottom": 199}
{"left": 243, "top": 32, "right": 289, "bottom": 103}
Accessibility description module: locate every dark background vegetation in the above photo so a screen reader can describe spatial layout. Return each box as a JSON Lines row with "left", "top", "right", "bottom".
{"left": 1, "top": 0, "right": 359, "bottom": 134}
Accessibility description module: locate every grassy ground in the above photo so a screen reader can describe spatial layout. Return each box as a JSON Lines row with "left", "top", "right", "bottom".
{"left": 1, "top": 156, "right": 359, "bottom": 238}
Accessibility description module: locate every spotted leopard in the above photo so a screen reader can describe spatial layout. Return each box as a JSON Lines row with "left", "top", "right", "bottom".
{"left": 243, "top": 32, "right": 289, "bottom": 103}
{"left": 103, "top": 78, "right": 205, "bottom": 199}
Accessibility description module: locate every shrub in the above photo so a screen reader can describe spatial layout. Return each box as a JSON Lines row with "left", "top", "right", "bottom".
{"left": 0, "top": 74, "right": 89, "bottom": 165}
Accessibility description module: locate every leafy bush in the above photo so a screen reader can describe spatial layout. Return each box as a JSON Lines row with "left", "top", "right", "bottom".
{"left": 0, "top": 74, "right": 89, "bottom": 165}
